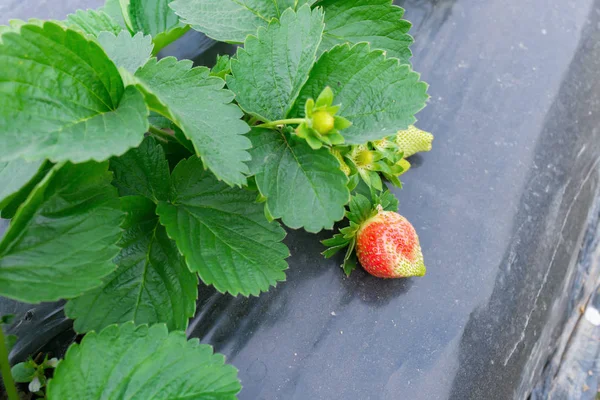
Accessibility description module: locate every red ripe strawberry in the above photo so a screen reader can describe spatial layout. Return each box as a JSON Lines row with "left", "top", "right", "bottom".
{"left": 356, "top": 209, "right": 425, "bottom": 278}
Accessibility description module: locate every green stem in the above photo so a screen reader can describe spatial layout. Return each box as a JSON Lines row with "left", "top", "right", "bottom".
{"left": 148, "top": 125, "right": 175, "bottom": 143}
{"left": 257, "top": 118, "right": 306, "bottom": 129}
{"left": 247, "top": 116, "right": 259, "bottom": 126}
{"left": 0, "top": 326, "right": 18, "bottom": 400}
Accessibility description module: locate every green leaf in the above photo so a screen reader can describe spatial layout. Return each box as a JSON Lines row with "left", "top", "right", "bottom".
{"left": 129, "top": 0, "right": 180, "bottom": 35}
{"left": 0, "top": 161, "right": 52, "bottom": 220}
{"left": 170, "top": 0, "right": 317, "bottom": 43}
{"left": 153, "top": 25, "right": 190, "bottom": 53}
{"left": 5, "top": 334, "right": 17, "bottom": 353}
{"left": 110, "top": 137, "right": 171, "bottom": 202}
{"left": 47, "top": 323, "right": 241, "bottom": 400}
{"left": 211, "top": 54, "right": 231, "bottom": 79}
{"left": 157, "top": 156, "right": 289, "bottom": 296}
{"left": 66, "top": 196, "right": 198, "bottom": 333}
{"left": 65, "top": 9, "right": 122, "bottom": 37}
{"left": 0, "top": 314, "right": 15, "bottom": 325}
{"left": 319, "top": 0, "right": 413, "bottom": 64}
{"left": 101, "top": 0, "right": 129, "bottom": 29}
{"left": 0, "top": 162, "right": 123, "bottom": 303}
{"left": 11, "top": 362, "right": 36, "bottom": 383}
{"left": 247, "top": 128, "right": 350, "bottom": 232}
{"left": 292, "top": 42, "right": 428, "bottom": 144}
{"left": 0, "top": 23, "right": 149, "bottom": 163}
{"left": 0, "top": 159, "right": 45, "bottom": 210}
{"left": 131, "top": 57, "right": 251, "bottom": 186}
{"left": 97, "top": 31, "right": 153, "bottom": 74}
{"left": 129, "top": 0, "right": 188, "bottom": 53}
{"left": 227, "top": 6, "right": 324, "bottom": 122}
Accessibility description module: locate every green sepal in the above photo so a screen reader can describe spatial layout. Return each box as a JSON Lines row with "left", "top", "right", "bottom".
{"left": 295, "top": 86, "right": 352, "bottom": 148}
{"left": 318, "top": 131, "right": 332, "bottom": 146}
{"left": 385, "top": 173, "right": 403, "bottom": 188}
{"left": 334, "top": 115, "right": 352, "bottom": 130}
{"left": 342, "top": 239, "right": 357, "bottom": 276}
{"left": 347, "top": 174, "right": 360, "bottom": 191}
{"left": 315, "top": 86, "right": 334, "bottom": 107}
{"left": 398, "top": 158, "right": 411, "bottom": 174}
{"left": 305, "top": 131, "right": 324, "bottom": 149}
{"left": 328, "top": 131, "right": 345, "bottom": 145}
{"left": 305, "top": 98, "right": 315, "bottom": 117}
{"left": 296, "top": 123, "right": 310, "bottom": 139}
{"left": 322, "top": 243, "right": 349, "bottom": 258}
{"left": 358, "top": 167, "right": 371, "bottom": 188}
{"left": 326, "top": 105, "right": 341, "bottom": 115}
{"left": 321, "top": 233, "right": 349, "bottom": 248}
{"left": 377, "top": 190, "right": 400, "bottom": 212}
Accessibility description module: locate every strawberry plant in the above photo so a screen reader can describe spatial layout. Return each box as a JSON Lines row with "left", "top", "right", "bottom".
{"left": 0, "top": 0, "right": 433, "bottom": 398}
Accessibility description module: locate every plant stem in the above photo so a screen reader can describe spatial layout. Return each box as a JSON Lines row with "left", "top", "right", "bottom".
{"left": 247, "top": 116, "right": 259, "bottom": 125}
{"left": 148, "top": 125, "right": 175, "bottom": 143}
{"left": 0, "top": 325, "right": 18, "bottom": 400}
{"left": 257, "top": 118, "right": 305, "bottom": 128}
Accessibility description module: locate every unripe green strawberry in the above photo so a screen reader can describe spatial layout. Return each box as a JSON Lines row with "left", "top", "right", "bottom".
{"left": 395, "top": 125, "right": 433, "bottom": 157}
{"left": 356, "top": 208, "right": 425, "bottom": 278}
{"left": 312, "top": 110, "right": 335, "bottom": 134}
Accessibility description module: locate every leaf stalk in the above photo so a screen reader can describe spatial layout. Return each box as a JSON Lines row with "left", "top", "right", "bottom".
{"left": 257, "top": 118, "right": 306, "bottom": 128}
{"left": 0, "top": 325, "right": 18, "bottom": 400}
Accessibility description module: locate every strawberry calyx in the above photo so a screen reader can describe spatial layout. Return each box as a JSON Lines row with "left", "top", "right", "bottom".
{"left": 321, "top": 190, "right": 398, "bottom": 276}
{"left": 295, "top": 87, "right": 352, "bottom": 150}
{"left": 328, "top": 125, "right": 433, "bottom": 192}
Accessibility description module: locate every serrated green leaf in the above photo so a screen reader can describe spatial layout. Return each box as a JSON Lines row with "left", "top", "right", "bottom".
{"left": 47, "top": 323, "right": 241, "bottom": 400}
{"left": 157, "top": 156, "right": 289, "bottom": 296}
{"left": 170, "top": 0, "right": 317, "bottom": 43}
{"left": 131, "top": 57, "right": 251, "bottom": 186}
{"left": 65, "top": 9, "right": 122, "bottom": 37}
{"left": 129, "top": 0, "right": 188, "bottom": 52}
{"left": 129, "top": 0, "right": 180, "bottom": 35}
{"left": 227, "top": 6, "right": 324, "bottom": 122}
{"left": 319, "top": 0, "right": 413, "bottom": 64}
{"left": 101, "top": 0, "right": 129, "bottom": 29}
{"left": 66, "top": 196, "right": 198, "bottom": 333}
{"left": 1, "top": 161, "right": 52, "bottom": 220}
{"left": 110, "top": 137, "right": 171, "bottom": 202}
{"left": 292, "top": 42, "right": 428, "bottom": 144}
{"left": 97, "top": 31, "right": 153, "bottom": 74}
{"left": 0, "top": 23, "right": 149, "bottom": 163}
{"left": 247, "top": 128, "right": 349, "bottom": 232}
{"left": 0, "top": 162, "right": 123, "bottom": 303}
{"left": 0, "top": 159, "right": 44, "bottom": 210}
